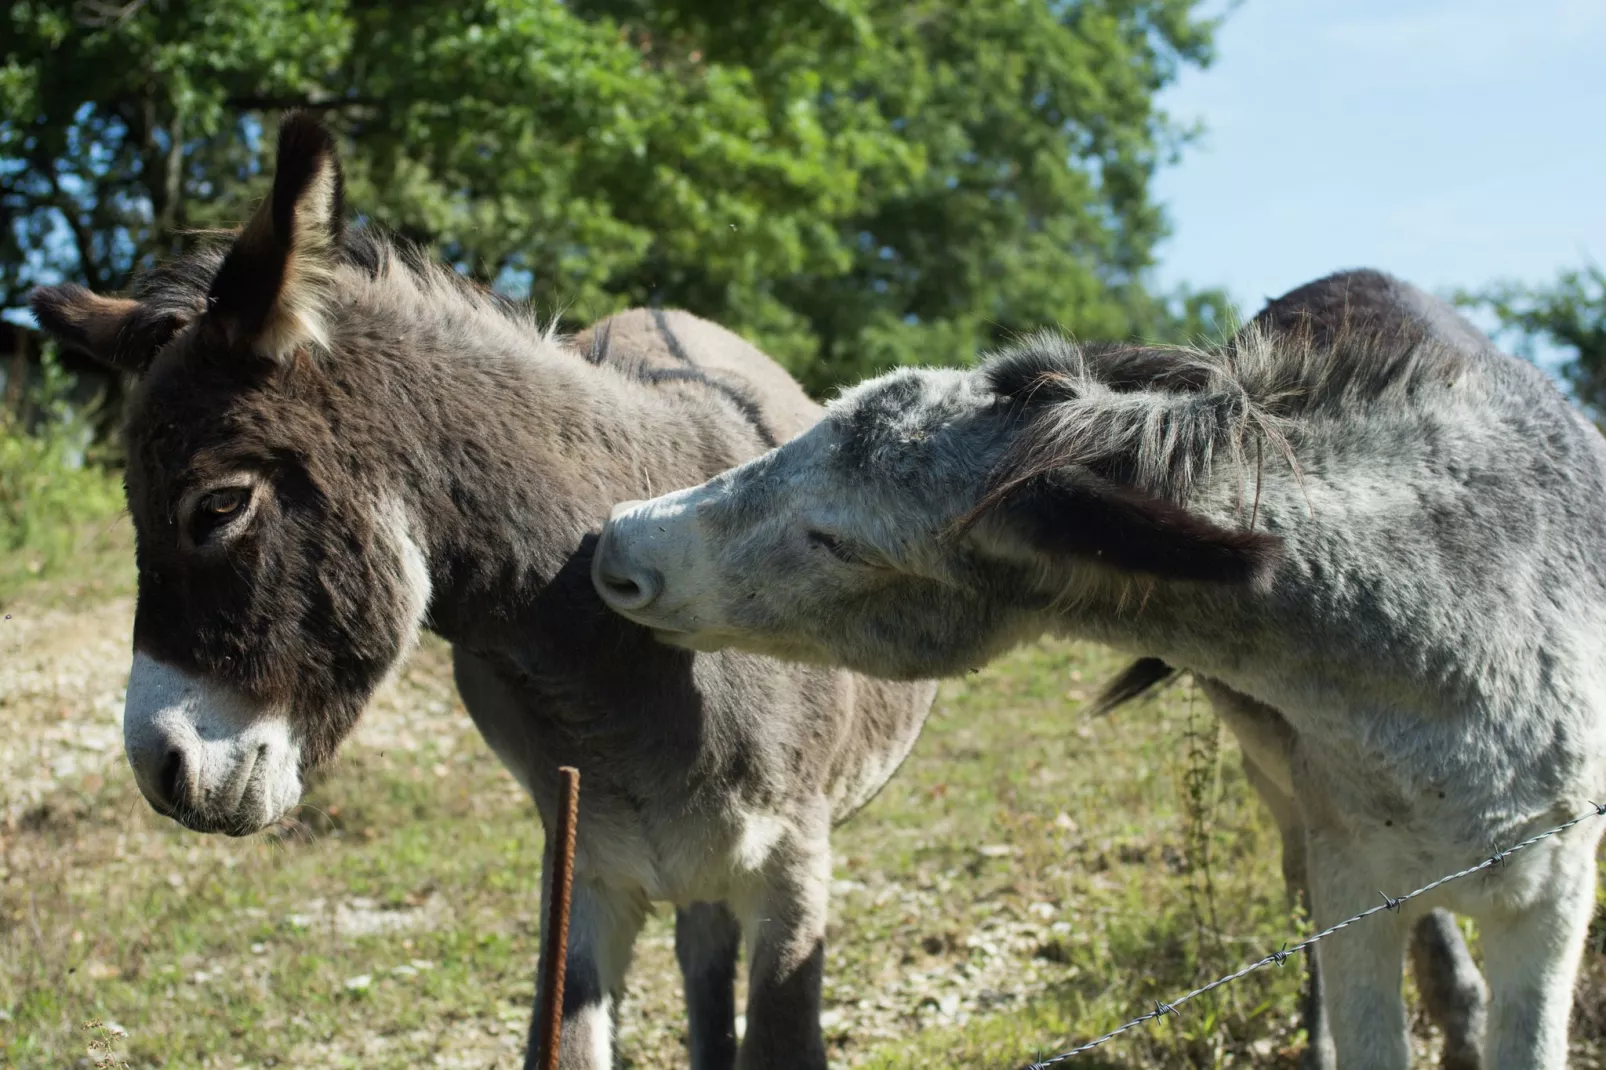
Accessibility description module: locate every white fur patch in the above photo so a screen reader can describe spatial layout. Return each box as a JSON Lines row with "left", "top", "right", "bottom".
{"left": 582, "top": 997, "right": 613, "bottom": 1068}
{"left": 735, "top": 813, "right": 788, "bottom": 873}
{"left": 376, "top": 495, "right": 432, "bottom": 642}
{"left": 123, "top": 653, "right": 302, "bottom": 831}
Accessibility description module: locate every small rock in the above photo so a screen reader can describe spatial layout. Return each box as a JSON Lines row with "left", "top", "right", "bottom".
{"left": 344, "top": 974, "right": 372, "bottom": 992}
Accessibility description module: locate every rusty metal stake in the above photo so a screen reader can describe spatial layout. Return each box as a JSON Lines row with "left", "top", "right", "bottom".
{"left": 537, "top": 766, "right": 581, "bottom": 1070}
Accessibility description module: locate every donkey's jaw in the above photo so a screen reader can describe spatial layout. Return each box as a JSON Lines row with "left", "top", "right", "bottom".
{"left": 123, "top": 653, "right": 303, "bottom": 836}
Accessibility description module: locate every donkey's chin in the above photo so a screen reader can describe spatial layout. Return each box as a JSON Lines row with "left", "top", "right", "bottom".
{"left": 649, "top": 626, "right": 736, "bottom": 653}
{"left": 655, "top": 624, "right": 861, "bottom": 672}
{"left": 164, "top": 770, "right": 304, "bottom": 837}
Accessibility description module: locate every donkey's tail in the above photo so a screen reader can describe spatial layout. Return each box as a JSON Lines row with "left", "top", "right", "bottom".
{"left": 1085, "top": 657, "right": 1179, "bottom": 717}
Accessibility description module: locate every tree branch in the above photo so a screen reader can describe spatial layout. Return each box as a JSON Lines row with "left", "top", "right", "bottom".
{"left": 224, "top": 95, "right": 381, "bottom": 112}
{"left": 44, "top": 168, "right": 108, "bottom": 293}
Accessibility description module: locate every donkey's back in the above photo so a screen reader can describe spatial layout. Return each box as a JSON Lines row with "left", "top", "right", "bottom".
{"left": 574, "top": 308, "right": 820, "bottom": 446}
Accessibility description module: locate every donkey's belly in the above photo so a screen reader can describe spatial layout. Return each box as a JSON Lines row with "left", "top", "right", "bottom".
{"left": 451, "top": 644, "right": 918, "bottom": 907}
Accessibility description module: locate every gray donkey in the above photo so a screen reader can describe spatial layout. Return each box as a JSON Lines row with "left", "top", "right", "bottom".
{"left": 1079, "top": 272, "right": 1500, "bottom": 1069}
{"left": 593, "top": 269, "right": 1606, "bottom": 1068}
{"left": 29, "top": 114, "right": 936, "bottom": 1070}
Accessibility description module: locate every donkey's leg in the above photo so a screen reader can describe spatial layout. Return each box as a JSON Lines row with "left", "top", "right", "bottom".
{"left": 528, "top": 874, "right": 648, "bottom": 1070}
{"left": 1474, "top": 832, "right": 1599, "bottom": 1070}
{"left": 1306, "top": 831, "right": 1412, "bottom": 1070}
{"left": 1409, "top": 909, "right": 1486, "bottom": 1070}
{"left": 1203, "top": 680, "right": 1337, "bottom": 1069}
{"left": 677, "top": 901, "right": 742, "bottom": 1070}
{"left": 1269, "top": 801, "right": 1478, "bottom": 1070}
{"left": 1238, "top": 756, "right": 1336, "bottom": 1070}
{"left": 731, "top": 822, "right": 831, "bottom": 1070}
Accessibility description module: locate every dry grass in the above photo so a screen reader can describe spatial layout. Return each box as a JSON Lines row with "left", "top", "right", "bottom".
{"left": 2, "top": 573, "right": 1603, "bottom": 1069}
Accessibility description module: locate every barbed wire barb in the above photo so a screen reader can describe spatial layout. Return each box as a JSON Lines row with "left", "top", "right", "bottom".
{"left": 1022, "top": 804, "right": 1606, "bottom": 1068}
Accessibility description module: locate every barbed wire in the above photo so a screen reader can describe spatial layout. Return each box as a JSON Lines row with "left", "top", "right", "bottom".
{"left": 1022, "top": 802, "right": 1606, "bottom": 1068}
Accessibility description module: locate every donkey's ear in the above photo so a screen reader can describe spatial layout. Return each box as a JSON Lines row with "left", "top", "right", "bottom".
{"left": 30, "top": 283, "right": 180, "bottom": 374}
{"left": 206, "top": 112, "right": 345, "bottom": 362}
{"left": 984, "top": 471, "right": 1282, "bottom": 587}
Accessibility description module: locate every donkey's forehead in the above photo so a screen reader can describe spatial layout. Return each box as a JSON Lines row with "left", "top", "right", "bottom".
{"left": 827, "top": 369, "right": 979, "bottom": 449}
{"left": 126, "top": 355, "right": 312, "bottom": 481}
{"left": 131, "top": 356, "right": 251, "bottom": 435}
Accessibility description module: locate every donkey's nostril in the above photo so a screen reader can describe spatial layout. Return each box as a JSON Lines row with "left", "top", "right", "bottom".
{"left": 155, "top": 747, "right": 187, "bottom": 811}
{"left": 593, "top": 522, "right": 664, "bottom": 613}
{"left": 598, "top": 565, "right": 663, "bottom": 612}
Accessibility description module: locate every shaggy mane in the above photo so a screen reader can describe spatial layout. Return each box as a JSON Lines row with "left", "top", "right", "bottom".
{"left": 131, "top": 225, "right": 555, "bottom": 360}
{"left": 979, "top": 272, "right": 1475, "bottom": 515}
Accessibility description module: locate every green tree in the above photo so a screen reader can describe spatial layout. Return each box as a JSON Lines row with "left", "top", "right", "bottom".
{"left": 1459, "top": 266, "right": 1606, "bottom": 416}
{"left": 4, "top": 0, "right": 1227, "bottom": 393}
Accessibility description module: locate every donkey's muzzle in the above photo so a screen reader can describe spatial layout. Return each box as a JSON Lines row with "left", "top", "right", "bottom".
{"left": 122, "top": 653, "right": 303, "bottom": 835}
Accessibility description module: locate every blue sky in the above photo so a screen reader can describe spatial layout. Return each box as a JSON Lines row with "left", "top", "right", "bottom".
{"left": 1151, "top": 0, "right": 1606, "bottom": 316}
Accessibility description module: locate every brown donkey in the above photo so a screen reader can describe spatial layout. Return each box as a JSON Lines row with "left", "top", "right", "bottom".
{"left": 30, "top": 114, "right": 937, "bottom": 1070}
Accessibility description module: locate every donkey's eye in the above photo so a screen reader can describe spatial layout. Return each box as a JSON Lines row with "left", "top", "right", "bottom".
{"left": 191, "top": 487, "right": 253, "bottom": 542}
{"left": 202, "top": 488, "right": 249, "bottom": 515}
{"left": 806, "top": 530, "right": 861, "bottom": 564}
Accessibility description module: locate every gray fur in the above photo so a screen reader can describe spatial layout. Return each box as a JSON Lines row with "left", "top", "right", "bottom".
{"left": 595, "top": 269, "right": 1606, "bottom": 1067}
{"left": 28, "top": 116, "right": 936, "bottom": 1070}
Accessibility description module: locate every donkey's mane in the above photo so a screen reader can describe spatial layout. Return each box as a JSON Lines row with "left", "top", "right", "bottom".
{"left": 337, "top": 229, "right": 545, "bottom": 332}
{"left": 134, "top": 226, "right": 783, "bottom": 447}
{"left": 140, "top": 226, "right": 548, "bottom": 347}
{"left": 979, "top": 300, "right": 1473, "bottom": 512}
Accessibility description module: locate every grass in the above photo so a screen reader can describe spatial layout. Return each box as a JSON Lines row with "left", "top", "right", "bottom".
{"left": 0, "top": 353, "right": 133, "bottom": 608}
{"left": 1, "top": 440, "right": 1603, "bottom": 1069}
{"left": 8, "top": 605, "right": 1601, "bottom": 1070}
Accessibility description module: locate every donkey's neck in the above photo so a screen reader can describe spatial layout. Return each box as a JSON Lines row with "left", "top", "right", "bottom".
{"left": 363, "top": 316, "right": 740, "bottom": 647}
{"left": 1025, "top": 459, "right": 1436, "bottom": 710}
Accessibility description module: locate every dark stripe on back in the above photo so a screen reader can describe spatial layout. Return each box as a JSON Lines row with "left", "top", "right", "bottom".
{"left": 647, "top": 311, "right": 781, "bottom": 450}
{"left": 650, "top": 307, "right": 696, "bottom": 365}
{"left": 640, "top": 369, "right": 781, "bottom": 450}
{"left": 586, "top": 319, "right": 614, "bottom": 365}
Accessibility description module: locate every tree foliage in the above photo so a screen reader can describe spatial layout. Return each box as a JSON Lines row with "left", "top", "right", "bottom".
{"left": 4, "top": 0, "right": 1227, "bottom": 392}
{"left": 1459, "top": 265, "right": 1606, "bottom": 417}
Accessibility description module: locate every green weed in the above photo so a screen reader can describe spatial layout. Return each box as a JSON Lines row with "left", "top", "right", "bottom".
{"left": 0, "top": 349, "right": 131, "bottom": 606}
